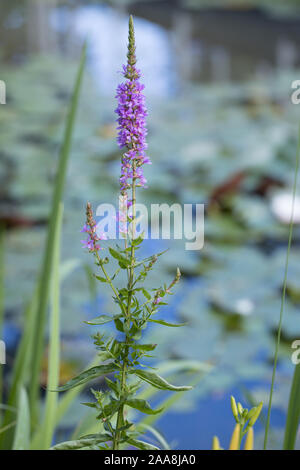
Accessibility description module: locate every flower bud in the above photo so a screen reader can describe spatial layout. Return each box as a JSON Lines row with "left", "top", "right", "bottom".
{"left": 249, "top": 402, "right": 263, "bottom": 427}
{"left": 231, "top": 396, "right": 239, "bottom": 422}
{"left": 237, "top": 402, "right": 243, "bottom": 415}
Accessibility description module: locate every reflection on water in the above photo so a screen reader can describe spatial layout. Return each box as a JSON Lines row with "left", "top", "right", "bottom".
{"left": 54, "top": 4, "right": 176, "bottom": 97}
{"left": 2, "top": 1, "right": 300, "bottom": 86}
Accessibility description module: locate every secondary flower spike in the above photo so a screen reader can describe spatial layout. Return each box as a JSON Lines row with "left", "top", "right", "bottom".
{"left": 115, "top": 15, "right": 151, "bottom": 196}
{"left": 81, "top": 202, "right": 106, "bottom": 253}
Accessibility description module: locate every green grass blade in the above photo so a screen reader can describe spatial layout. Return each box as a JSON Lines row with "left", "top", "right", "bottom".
{"left": 32, "top": 204, "right": 63, "bottom": 450}
{"left": 0, "top": 224, "right": 5, "bottom": 412}
{"left": 283, "top": 363, "right": 300, "bottom": 449}
{"left": 29, "top": 43, "right": 86, "bottom": 421}
{"left": 137, "top": 423, "right": 170, "bottom": 450}
{"left": 0, "top": 286, "right": 39, "bottom": 449}
{"left": 263, "top": 125, "right": 300, "bottom": 449}
{"left": 12, "top": 387, "right": 30, "bottom": 450}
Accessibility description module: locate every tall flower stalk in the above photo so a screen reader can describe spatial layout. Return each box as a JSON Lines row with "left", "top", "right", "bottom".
{"left": 114, "top": 15, "right": 150, "bottom": 450}
{"left": 54, "top": 16, "right": 191, "bottom": 452}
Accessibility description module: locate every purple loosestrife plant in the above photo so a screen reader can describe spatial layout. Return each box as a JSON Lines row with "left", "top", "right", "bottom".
{"left": 55, "top": 16, "right": 192, "bottom": 451}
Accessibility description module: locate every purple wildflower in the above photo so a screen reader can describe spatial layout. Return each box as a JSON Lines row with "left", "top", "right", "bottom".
{"left": 115, "top": 16, "right": 151, "bottom": 195}
{"left": 81, "top": 203, "right": 107, "bottom": 254}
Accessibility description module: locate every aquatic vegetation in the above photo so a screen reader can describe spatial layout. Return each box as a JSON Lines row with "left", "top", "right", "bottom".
{"left": 1, "top": 3, "right": 300, "bottom": 450}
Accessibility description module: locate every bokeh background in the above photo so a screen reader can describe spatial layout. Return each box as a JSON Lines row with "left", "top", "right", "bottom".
{"left": 1, "top": 0, "right": 300, "bottom": 449}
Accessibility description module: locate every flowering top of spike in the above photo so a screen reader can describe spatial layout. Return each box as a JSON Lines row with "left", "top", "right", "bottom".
{"left": 115, "top": 16, "right": 151, "bottom": 195}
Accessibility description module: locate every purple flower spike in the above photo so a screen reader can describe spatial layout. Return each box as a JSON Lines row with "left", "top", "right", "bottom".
{"left": 81, "top": 203, "right": 105, "bottom": 254}
{"left": 115, "top": 16, "right": 151, "bottom": 196}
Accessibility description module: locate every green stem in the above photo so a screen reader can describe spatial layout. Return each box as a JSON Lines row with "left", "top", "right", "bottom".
{"left": 113, "top": 164, "right": 137, "bottom": 450}
{"left": 263, "top": 125, "right": 300, "bottom": 449}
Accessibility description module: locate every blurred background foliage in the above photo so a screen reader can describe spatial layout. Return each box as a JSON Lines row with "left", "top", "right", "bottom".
{"left": 1, "top": 0, "right": 300, "bottom": 449}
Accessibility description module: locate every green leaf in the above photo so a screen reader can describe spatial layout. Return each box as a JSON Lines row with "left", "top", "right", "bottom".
{"left": 0, "top": 286, "right": 39, "bottom": 449}
{"left": 12, "top": 387, "right": 30, "bottom": 450}
{"left": 51, "top": 434, "right": 110, "bottom": 450}
{"left": 56, "top": 363, "right": 118, "bottom": 392}
{"left": 132, "top": 234, "right": 144, "bottom": 246}
{"left": 126, "top": 437, "right": 159, "bottom": 450}
{"left": 141, "top": 289, "right": 151, "bottom": 300}
{"left": 114, "top": 317, "right": 124, "bottom": 332}
{"left": 81, "top": 402, "right": 97, "bottom": 409}
{"left": 283, "top": 363, "right": 300, "bottom": 449}
{"left": 105, "top": 377, "right": 119, "bottom": 396}
{"left": 131, "top": 343, "right": 157, "bottom": 352}
{"left": 130, "top": 324, "right": 142, "bottom": 340}
{"left": 126, "top": 398, "right": 163, "bottom": 415}
{"left": 138, "top": 423, "right": 170, "bottom": 450}
{"left": 33, "top": 203, "right": 63, "bottom": 450}
{"left": 148, "top": 319, "right": 187, "bottom": 327}
{"left": 109, "top": 248, "right": 130, "bottom": 267}
{"left": 84, "top": 315, "right": 113, "bottom": 326}
{"left": 130, "top": 369, "right": 192, "bottom": 392}
{"left": 94, "top": 275, "right": 108, "bottom": 283}
{"left": 97, "top": 400, "right": 120, "bottom": 420}
{"left": 29, "top": 43, "right": 87, "bottom": 418}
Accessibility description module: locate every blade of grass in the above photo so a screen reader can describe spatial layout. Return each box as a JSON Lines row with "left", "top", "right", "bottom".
{"left": 283, "top": 363, "right": 300, "bottom": 449}
{"left": 0, "top": 286, "right": 39, "bottom": 449}
{"left": 0, "top": 224, "right": 5, "bottom": 413}
{"left": 264, "top": 124, "right": 300, "bottom": 449}
{"left": 137, "top": 423, "right": 170, "bottom": 450}
{"left": 32, "top": 204, "right": 63, "bottom": 450}
{"left": 29, "top": 43, "right": 86, "bottom": 422}
{"left": 12, "top": 387, "right": 30, "bottom": 450}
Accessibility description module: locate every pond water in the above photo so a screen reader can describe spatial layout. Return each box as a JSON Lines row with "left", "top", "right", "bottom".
{"left": 1, "top": 0, "right": 300, "bottom": 449}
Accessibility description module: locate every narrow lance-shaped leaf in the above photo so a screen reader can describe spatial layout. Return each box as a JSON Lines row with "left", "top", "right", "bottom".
{"left": 126, "top": 438, "right": 159, "bottom": 450}
{"left": 12, "top": 387, "right": 30, "bottom": 450}
{"left": 56, "top": 363, "right": 119, "bottom": 392}
{"left": 84, "top": 314, "right": 113, "bottom": 325}
{"left": 130, "top": 369, "right": 192, "bottom": 392}
{"left": 131, "top": 343, "right": 157, "bottom": 352}
{"left": 109, "top": 247, "right": 131, "bottom": 267}
{"left": 51, "top": 434, "right": 111, "bottom": 450}
{"left": 125, "top": 398, "right": 163, "bottom": 415}
{"left": 148, "top": 319, "right": 187, "bottom": 327}
{"left": 29, "top": 43, "right": 87, "bottom": 419}
{"left": 33, "top": 203, "right": 63, "bottom": 450}
{"left": 283, "top": 363, "right": 300, "bottom": 450}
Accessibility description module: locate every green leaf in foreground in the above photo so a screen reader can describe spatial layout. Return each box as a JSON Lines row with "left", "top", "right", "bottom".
{"left": 109, "top": 248, "right": 130, "bottom": 267}
{"left": 29, "top": 43, "right": 87, "bottom": 418}
{"left": 56, "top": 364, "right": 118, "bottom": 392}
{"left": 84, "top": 315, "right": 113, "bottom": 325}
{"left": 125, "top": 398, "right": 163, "bottom": 415}
{"left": 283, "top": 363, "right": 300, "bottom": 449}
{"left": 12, "top": 387, "right": 30, "bottom": 450}
{"left": 51, "top": 434, "right": 110, "bottom": 450}
{"left": 35, "top": 203, "right": 63, "bottom": 450}
{"left": 130, "top": 369, "right": 192, "bottom": 392}
{"left": 131, "top": 343, "right": 157, "bottom": 352}
{"left": 126, "top": 438, "right": 159, "bottom": 450}
{"left": 148, "top": 319, "right": 187, "bottom": 327}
